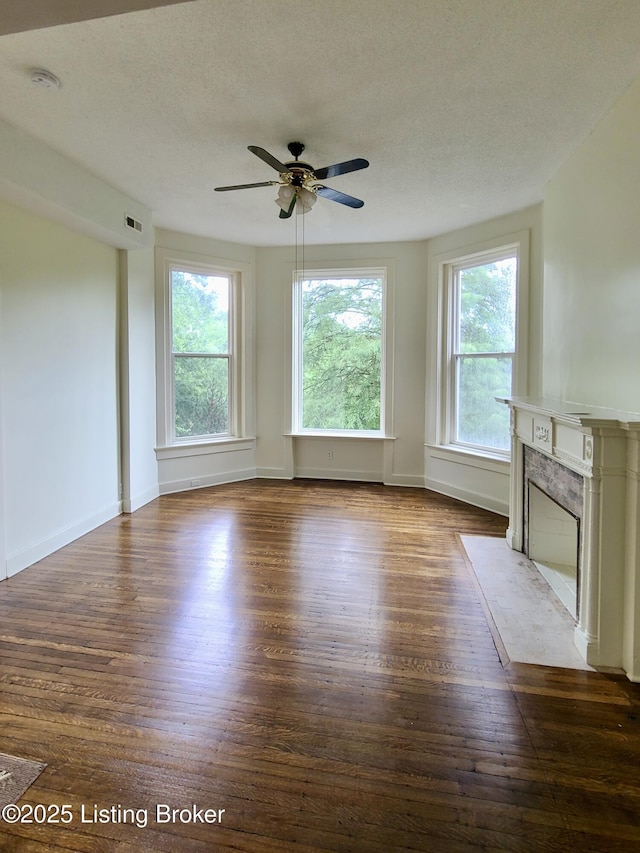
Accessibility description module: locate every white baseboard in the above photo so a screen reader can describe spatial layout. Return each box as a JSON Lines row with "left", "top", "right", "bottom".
{"left": 255, "top": 469, "right": 423, "bottom": 488}
{"left": 293, "top": 467, "right": 382, "bottom": 483}
{"left": 6, "top": 501, "right": 121, "bottom": 578}
{"left": 624, "top": 665, "right": 640, "bottom": 683}
{"left": 158, "top": 468, "right": 258, "bottom": 495}
{"left": 256, "top": 468, "right": 293, "bottom": 480}
{"left": 573, "top": 625, "right": 597, "bottom": 664}
{"left": 573, "top": 625, "right": 628, "bottom": 676}
{"left": 122, "top": 484, "right": 160, "bottom": 514}
{"left": 424, "top": 478, "right": 509, "bottom": 516}
{"left": 506, "top": 526, "right": 519, "bottom": 549}
{"left": 384, "top": 474, "right": 425, "bottom": 488}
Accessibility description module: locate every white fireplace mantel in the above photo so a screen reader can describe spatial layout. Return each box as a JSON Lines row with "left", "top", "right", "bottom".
{"left": 498, "top": 396, "right": 640, "bottom": 681}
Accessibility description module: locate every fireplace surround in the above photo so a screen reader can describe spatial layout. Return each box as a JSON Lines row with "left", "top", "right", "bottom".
{"left": 498, "top": 396, "right": 640, "bottom": 681}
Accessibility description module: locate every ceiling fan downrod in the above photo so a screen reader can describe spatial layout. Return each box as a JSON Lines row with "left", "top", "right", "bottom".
{"left": 287, "top": 141, "right": 305, "bottom": 160}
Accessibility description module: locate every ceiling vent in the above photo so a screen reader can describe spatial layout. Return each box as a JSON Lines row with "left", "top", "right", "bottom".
{"left": 125, "top": 215, "right": 143, "bottom": 233}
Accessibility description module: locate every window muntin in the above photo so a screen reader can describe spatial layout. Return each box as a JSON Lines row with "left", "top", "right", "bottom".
{"left": 170, "top": 268, "right": 232, "bottom": 440}
{"left": 293, "top": 271, "right": 385, "bottom": 434}
{"left": 449, "top": 254, "right": 517, "bottom": 453}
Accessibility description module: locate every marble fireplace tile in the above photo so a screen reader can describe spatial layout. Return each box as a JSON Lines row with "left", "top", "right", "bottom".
{"left": 460, "top": 534, "right": 594, "bottom": 671}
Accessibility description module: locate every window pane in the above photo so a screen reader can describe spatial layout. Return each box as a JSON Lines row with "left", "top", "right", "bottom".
{"left": 459, "top": 258, "right": 516, "bottom": 354}
{"left": 174, "top": 356, "right": 229, "bottom": 438}
{"left": 171, "top": 270, "right": 229, "bottom": 353}
{"left": 456, "top": 355, "right": 512, "bottom": 450}
{"left": 300, "top": 277, "right": 382, "bottom": 431}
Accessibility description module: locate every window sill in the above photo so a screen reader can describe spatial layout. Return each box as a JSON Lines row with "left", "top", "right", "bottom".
{"left": 286, "top": 432, "right": 396, "bottom": 440}
{"left": 155, "top": 437, "right": 256, "bottom": 460}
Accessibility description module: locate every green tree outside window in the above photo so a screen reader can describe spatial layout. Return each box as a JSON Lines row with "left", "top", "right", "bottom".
{"left": 297, "top": 276, "right": 383, "bottom": 432}
{"left": 171, "top": 269, "right": 230, "bottom": 438}
{"left": 454, "top": 258, "right": 516, "bottom": 451}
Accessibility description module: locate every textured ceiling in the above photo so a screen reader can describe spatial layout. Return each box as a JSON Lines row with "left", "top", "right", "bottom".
{"left": 1, "top": 0, "right": 640, "bottom": 247}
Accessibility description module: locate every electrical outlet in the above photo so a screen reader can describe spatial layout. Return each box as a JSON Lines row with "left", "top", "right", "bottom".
{"left": 327, "top": 450, "right": 333, "bottom": 460}
{"left": 190, "top": 479, "right": 201, "bottom": 487}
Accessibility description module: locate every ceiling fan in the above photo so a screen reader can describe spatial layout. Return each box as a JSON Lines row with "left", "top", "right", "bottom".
{"left": 214, "top": 142, "right": 369, "bottom": 219}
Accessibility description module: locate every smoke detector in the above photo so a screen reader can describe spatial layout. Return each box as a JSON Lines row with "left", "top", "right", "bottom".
{"left": 30, "top": 68, "right": 61, "bottom": 89}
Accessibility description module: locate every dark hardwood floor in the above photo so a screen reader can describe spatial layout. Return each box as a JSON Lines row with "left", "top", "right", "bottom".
{"left": 0, "top": 479, "right": 639, "bottom": 851}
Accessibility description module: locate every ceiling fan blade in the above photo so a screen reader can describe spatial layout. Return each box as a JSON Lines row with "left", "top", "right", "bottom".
{"left": 313, "top": 158, "right": 369, "bottom": 180}
{"left": 315, "top": 185, "right": 365, "bottom": 208}
{"left": 214, "top": 181, "right": 279, "bottom": 191}
{"left": 278, "top": 194, "right": 297, "bottom": 219}
{"left": 248, "top": 145, "right": 289, "bottom": 173}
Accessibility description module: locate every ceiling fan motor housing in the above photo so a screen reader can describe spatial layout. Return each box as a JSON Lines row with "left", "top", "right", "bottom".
{"left": 286, "top": 164, "right": 314, "bottom": 186}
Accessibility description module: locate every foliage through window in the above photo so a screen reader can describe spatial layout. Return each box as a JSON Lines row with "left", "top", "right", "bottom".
{"left": 449, "top": 254, "right": 517, "bottom": 452}
{"left": 170, "top": 268, "right": 231, "bottom": 439}
{"left": 293, "top": 272, "right": 384, "bottom": 433}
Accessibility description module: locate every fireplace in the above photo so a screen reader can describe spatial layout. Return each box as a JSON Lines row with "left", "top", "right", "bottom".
{"left": 498, "top": 396, "right": 640, "bottom": 682}
{"left": 523, "top": 446, "right": 581, "bottom": 618}
{"left": 527, "top": 482, "right": 579, "bottom": 618}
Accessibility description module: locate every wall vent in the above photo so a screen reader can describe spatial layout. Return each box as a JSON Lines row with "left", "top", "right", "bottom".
{"left": 125, "top": 215, "right": 143, "bottom": 233}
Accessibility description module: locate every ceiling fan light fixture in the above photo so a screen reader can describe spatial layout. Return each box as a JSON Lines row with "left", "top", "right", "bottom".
{"left": 275, "top": 184, "right": 295, "bottom": 211}
{"left": 296, "top": 186, "right": 317, "bottom": 214}
{"left": 275, "top": 184, "right": 317, "bottom": 215}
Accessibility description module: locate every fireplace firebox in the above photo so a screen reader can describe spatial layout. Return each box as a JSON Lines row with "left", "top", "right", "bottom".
{"left": 523, "top": 446, "right": 581, "bottom": 617}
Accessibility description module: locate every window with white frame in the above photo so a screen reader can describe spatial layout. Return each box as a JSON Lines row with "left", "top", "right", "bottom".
{"left": 292, "top": 269, "right": 387, "bottom": 435}
{"left": 443, "top": 245, "right": 522, "bottom": 455}
{"left": 167, "top": 265, "right": 234, "bottom": 442}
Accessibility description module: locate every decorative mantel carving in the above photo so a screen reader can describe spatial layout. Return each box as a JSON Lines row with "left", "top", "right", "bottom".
{"left": 534, "top": 423, "right": 551, "bottom": 445}
{"left": 497, "top": 396, "right": 640, "bottom": 682}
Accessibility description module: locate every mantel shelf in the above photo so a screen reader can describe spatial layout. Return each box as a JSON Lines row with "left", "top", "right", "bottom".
{"left": 496, "top": 395, "right": 640, "bottom": 430}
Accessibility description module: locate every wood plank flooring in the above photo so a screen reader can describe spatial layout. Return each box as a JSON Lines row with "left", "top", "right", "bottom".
{"left": 0, "top": 479, "right": 639, "bottom": 851}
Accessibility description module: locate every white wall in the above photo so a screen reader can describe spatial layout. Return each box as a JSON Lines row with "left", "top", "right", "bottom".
{"left": 0, "top": 199, "right": 121, "bottom": 576}
{"left": 255, "top": 241, "right": 428, "bottom": 486}
{"left": 543, "top": 76, "right": 640, "bottom": 413}
{"left": 424, "top": 205, "right": 543, "bottom": 515}
{"left": 119, "top": 246, "right": 159, "bottom": 512}
{"left": 0, "top": 118, "right": 152, "bottom": 251}
{"left": 542, "top": 75, "right": 640, "bottom": 681}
